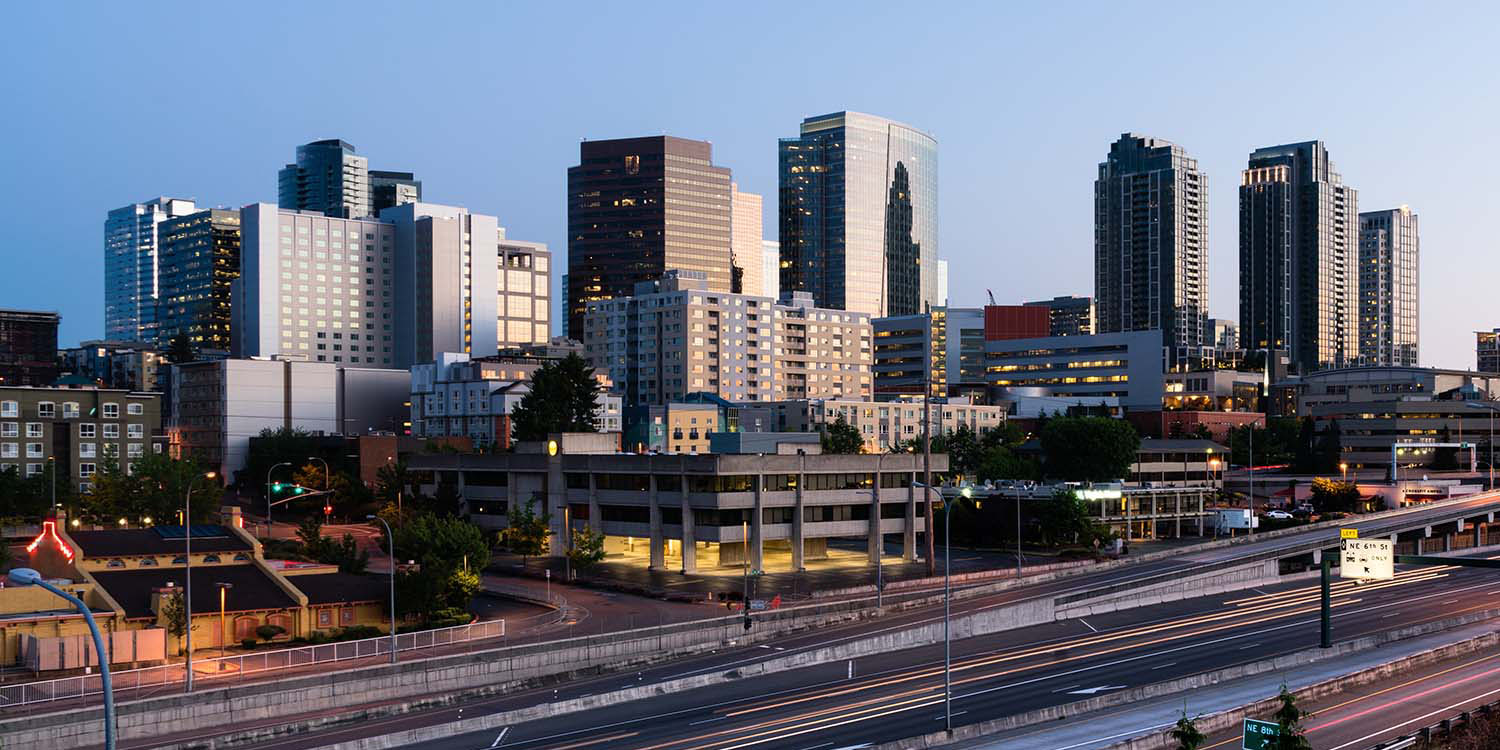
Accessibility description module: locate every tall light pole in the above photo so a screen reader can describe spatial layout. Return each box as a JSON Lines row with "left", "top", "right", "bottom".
{"left": 215, "top": 583, "right": 233, "bottom": 657}
{"left": 367, "top": 515, "right": 398, "bottom": 664}
{"left": 308, "top": 456, "right": 331, "bottom": 490}
{"left": 47, "top": 456, "right": 56, "bottom": 514}
{"left": 265, "top": 461, "right": 291, "bottom": 537}
{"left": 10, "top": 568, "right": 115, "bottom": 749}
{"left": 1340, "top": 462, "right": 1349, "bottom": 482}
{"left": 184, "top": 470, "right": 216, "bottom": 693}
{"left": 944, "top": 487, "right": 967, "bottom": 734}
{"left": 1466, "top": 402, "right": 1498, "bottom": 490}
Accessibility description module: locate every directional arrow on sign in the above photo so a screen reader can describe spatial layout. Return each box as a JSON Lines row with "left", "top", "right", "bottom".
{"left": 1067, "top": 685, "right": 1127, "bottom": 695}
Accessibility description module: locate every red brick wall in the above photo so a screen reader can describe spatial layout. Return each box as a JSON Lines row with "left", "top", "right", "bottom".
{"left": 984, "top": 305, "right": 1051, "bottom": 341}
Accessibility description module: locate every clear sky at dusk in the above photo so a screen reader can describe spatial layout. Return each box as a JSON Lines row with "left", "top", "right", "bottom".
{"left": 2, "top": 2, "right": 1493, "bottom": 368}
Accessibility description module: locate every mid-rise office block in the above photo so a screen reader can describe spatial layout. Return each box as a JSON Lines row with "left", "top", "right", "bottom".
{"left": 739, "top": 396, "right": 1005, "bottom": 454}
{"left": 1358, "top": 206, "right": 1419, "bottom": 367}
{"left": 566, "top": 136, "right": 733, "bottom": 336}
{"left": 0, "top": 309, "right": 60, "bottom": 387}
{"left": 495, "top": 235, "right": 552, "bottom": 348}
{"left": 730, "top": 184, "right": 765, "bottom": 296}
{"left": 234, "top": 204, "right": 397, "bottom": 366}
{"left": 278, "top": 139, "right": 372, "bottom": 219}
{"left": 873, "top": 307, "right": 986, "bottom": 399}
{"left": 986, "top": 329, "right": 1166, "bottom": 410}
{"left": 60, "top": 341, "right": 163, "bottom": 392}
{"left": 582, "top": 271, "right": 871, "bottom": 407}
{"left": 382, "top": 202, "right": 500, "bottom": 367}
{"left": 1094, "top": 135, "right": 1207, "bottom": 364}
{"left": 104, "top": 197, "right": 198, "bottom": 342}
{"left": 1479, "top": 330, "right": 1500, "bottom": 374}
{"left": 1024, "top": 295, "right": 1095, "bottom": 337}
{"left": 156, "top": 208, "right": 241, "bottom": 353}
{"left": 779, "top": 111, "right": 939, "bottom": 317}
{"left": 370, "top": 170, "right": 422, "bottom": 214}
{"left": 0, "top": 385, "right": 165, "bottom": 491}
{"left": 1240, "top": 141, "right": 1358, "bottom": 371}
{"left": 1204, "top": 318, "right": 1239, "bottom": 352}
{"left": 409, "top": 352, "right": 619, "bottom": 450}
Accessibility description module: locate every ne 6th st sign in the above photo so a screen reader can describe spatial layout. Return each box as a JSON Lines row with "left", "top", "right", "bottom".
{"left": 1340, "top": 538, "right": 1394, "bottom": 580}
{"left": 1242, "top": 718, "right": 1279, "bottom": 749}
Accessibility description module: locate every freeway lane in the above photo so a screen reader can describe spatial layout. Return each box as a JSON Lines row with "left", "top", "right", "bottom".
{"left": 208, "top": 559, "right": 1500, "bottom": 750}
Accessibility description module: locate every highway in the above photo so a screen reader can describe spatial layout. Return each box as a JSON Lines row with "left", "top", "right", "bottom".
{"left": 180, "top": 556, "right": 1500, "bottom": 750}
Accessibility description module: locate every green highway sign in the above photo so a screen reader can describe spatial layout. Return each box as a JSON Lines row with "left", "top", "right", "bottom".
{"left": 1242, "top": 718, "right": 1280, "bottom": 749}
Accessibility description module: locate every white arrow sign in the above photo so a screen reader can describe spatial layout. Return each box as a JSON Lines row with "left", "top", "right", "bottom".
{"left": 1067, "top": 685, "right": 1127, "bottom": 695}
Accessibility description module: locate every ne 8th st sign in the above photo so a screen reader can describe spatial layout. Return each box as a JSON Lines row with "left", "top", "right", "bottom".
{"left": 1340, "top": 538, "right": 1394, "bottom": 580}
{"left": 1242, "top": 718, "right": 1279, "bottom": 749}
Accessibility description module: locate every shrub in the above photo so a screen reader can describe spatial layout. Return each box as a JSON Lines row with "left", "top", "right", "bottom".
{"left": 255, "top": 624, "right": 285, "bottom": 641}
{"left": 240, "top": 638, "right": 257, "bottom": 650}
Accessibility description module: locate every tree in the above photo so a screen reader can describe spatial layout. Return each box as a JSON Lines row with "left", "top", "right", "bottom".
{"left": 1309, "top": 477, "right": 1362, "bottom": 514}
{"left": 820, "top": 415, "right": 864, "bottom": 455}
{"left": 1039, "top": 417, "right": 1140, "bottom": 481}
{"left": 159, "top": 588, "right": 187, "bottom": 654}
{"left": 567, "top": 525, "right": 607, "bottom": 573}
{"left": 385, "top": 512, "right": 491, "bottom": 618}
{"left": 1431, "top": 425, "right": 1461, "bottom": 470}
{"left": 1316, "top": 420, "right": 1343, "bottom": 473}
{"left": 0, "top": 466, "right": 53, "bottom": 523}
{"left": 1170, "top": 710, "right": 1206, "bottom": 750}
{"left": 501, "top": 496, "right": 552, "bottom": 562}
{"left": 510, "top": 353, "right": 600, "bottom": 442}
{"left": 1293, "top": 418, "right": 1318, "bottom": 474}
{"left": 80, "top": 452, "right": 220, "bottom": 526}
{"left": 296, "top": 516, "right": 370, "bottom": 573}
{"left": 1271, "top": 685, "right": 1313, "bottom": 750}
{"left": 975, "top": 444, "right": 1039, "bottom": 482}
{"left": 166, "top": 334, "right": 196, "bottom": 364}
{"left": 242, "top": 426, "right": 318, "bottom": 494}
{"left": 1035, "top": 490, "right": 1107, "bottom": 547}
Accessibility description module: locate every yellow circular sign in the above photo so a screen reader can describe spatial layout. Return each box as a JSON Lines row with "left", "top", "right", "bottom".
{"left": 547, "top": 439, "right": 558, "bottom": 456}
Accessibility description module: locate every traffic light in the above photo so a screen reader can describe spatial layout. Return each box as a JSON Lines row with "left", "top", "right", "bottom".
{"left": 294, "top": 486, "right": 305, "bottom": 495}
{"left": 271, "top": 482, "right": 283, "bottom": 492}
{"left": 742, "top": 614, "right": 752, "bottom": 631}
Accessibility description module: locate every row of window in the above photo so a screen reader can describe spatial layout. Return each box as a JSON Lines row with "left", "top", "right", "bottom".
{"left": 0, "top": 401, "right": 144, "bottom": 419}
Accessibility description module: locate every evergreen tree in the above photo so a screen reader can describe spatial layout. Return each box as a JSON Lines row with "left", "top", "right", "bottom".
{"left": 510, "top": 354, "right": 601, "bottom": 442}
{"left": 1271, "top": 685, "right": 1313, "bottom": 750}
{"left": 820, "top": 415, "right": 865, "bottom": 454}
{"left": 1170, "top": 710, "right": 1205, "bottom": 750}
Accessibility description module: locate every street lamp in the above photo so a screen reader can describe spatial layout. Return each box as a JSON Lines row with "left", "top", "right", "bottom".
{"left": 308, "top": 456, "right": 330, "bottom": 491}
{"left": 9, "top": 568, "right": 115, "bottom": 749}
{"left": 215, "top": 583, "right": 233, "bottom": 657}
{"left": 1465, "top": 402, "right": 1499, "bottom": 490}
{"left": 1340, "top": 462, "right": 1349, "bottom": 482}
{"left": 47, "top": 456, "right": 56, "bottom": 514}
{"left": 184, "top": 470, "right": 217, "bottom": 693}
{"left": 366, "top": 515, "right": 398, "bottom": 664}
{"left": 265, "top": 461, "right": 292, "bottom": 537}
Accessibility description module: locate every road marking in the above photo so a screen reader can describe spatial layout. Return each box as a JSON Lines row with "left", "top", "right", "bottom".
{"left": 934, "top": 710, "right": 968, "bottom": 720}
{"left": 1079, "top": 619, "right": 1098, "bottom": 633}
{"left": 1067, "top": 684, "right": 1127, "bottom": 694}
{"left": 1443, "top": 599, "right": 1458, "bottom": 604}
{"left": 1382, "top": 612, "right": 1402, "bottom": 618}
{"left": 691, "top": 716, "right": 729, "bottom": 726}
{"left": 1151, "top": 662, "right": 1176, "bottom": 670}
{"left": 538, "top": 731, "right": 639, "bottom": 750}
{"left": 1252, "top": 588, "right": 1270, "bottom": 596}
{"left": 1051, "top": 684, "right": 1081, "bottom": 692}
{"left": 1238, "top": 642, "right": 1261, "bottom": 650}
{"left": 490, "top": 727, "right": 509, "bottom": 748}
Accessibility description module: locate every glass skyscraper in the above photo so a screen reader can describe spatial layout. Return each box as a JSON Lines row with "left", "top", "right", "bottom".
{"left": 1239, "top": 141, "right": 1358, "bottom": 371}
{"left": 156, "top": 208, "right": 241, "bottom": 353}
{"left": 104, "top": 197, "right": 198, "bottom": 342}
{"left": 1359, "top": 206, "right": 1419, "bottom": 366}
{"left": 779, "top": 111, "right": 938, "bottom": 317}
{"left": 278, "top": 139, "right": 372, "bottom": 219}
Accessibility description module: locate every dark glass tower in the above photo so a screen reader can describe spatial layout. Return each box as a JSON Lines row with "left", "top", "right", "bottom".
{"left": 1094, "top": 134, "right": 1207, "bottom": 366}
{"left": 779, "top": 111, "right": 938, "bottom": 316}
{"left": 371, "top": 170, "right": 422, "bottom": 214}
{"left": 566, "top": 136, "right": 732, "bottom": 337}
{"left": 278, "top": 139, "right": 371, "bottom": 219}
{"left": 1239, "top": 141, "right": 1358, "bottom": 371}
{"left": 156, "top": 209, "right": 241, "bottom": 353}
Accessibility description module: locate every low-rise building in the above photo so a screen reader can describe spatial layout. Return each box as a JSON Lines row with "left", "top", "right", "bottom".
{"left": 873, "top": 307, "right": 986, "bottom": 400}
{"left": 1022, "top": 296, "right": 1095, "bottom": 337}
{"left": 0, "top": 385, "right": 165, "bottom": 491}
{"left": 60, "top": 340, "right": 165, "bottom": 392}
{"left": 1479, "top": 329, "right": 1500, "bottom": 374}
{"left": 623, "top": 393, "right": 740, "bottom": 454}
{"left": 738, "top": 396, "right": 1006, "bottom": 453}
{"left": 410, "top": 434, "right": 946, "bottom": 573}
{"left": 0, "top": 309, "right": 60, "bottom": 387}
{"left": 409, "top": 352, "right": 620, "bottom": 450}
{"left": 985, "top": 329, "right": 1166, "bottom": 410}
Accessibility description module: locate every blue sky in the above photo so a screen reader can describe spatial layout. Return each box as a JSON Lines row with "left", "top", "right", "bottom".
{"left": 2, "top": 2, "right": 1492, "bottom": 368}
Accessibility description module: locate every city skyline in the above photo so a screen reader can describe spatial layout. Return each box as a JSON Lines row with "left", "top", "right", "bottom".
{"left": 3, "top": 3, "right": 1490, "bottom": 369}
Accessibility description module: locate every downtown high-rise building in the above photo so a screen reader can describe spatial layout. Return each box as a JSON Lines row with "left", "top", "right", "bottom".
{"left": 760, "top": 240, "right": 781, "bottom": 302}
{"left": 156, "top": 208, "right": 241, "bottom": 353}
{"left": 104, "top": 197, "right": 198, "bottom": 342}
{"left": 1093, "top": 134, "right": 1207, "bottom": 365}
{"left": 278, "top": 139, "right": 372, "bottom": 219}
{"left": 1358, "top": 206, "right": 1419, "bottom": 367}
{"left": 1239, "top": 141, "right": 1358, "bottom": 371}
{"left": 730, "top": 183, "right": 766, "bottom": 296}
{"left": 779, "top": 111, "right": 939, "bottom": 318}
{"left": 566, "top": 136, "right": 733, "bottom": 337}
{"left": 370, "top": 170, "right": 422, "bottom": 214}
{"left": 1023, "top": 295, "right": 1096, "bottom": 337}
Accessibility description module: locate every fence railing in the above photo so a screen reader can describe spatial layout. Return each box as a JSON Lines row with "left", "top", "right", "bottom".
{"left": 0, "top": 614, "right": 551, "bottom": 712}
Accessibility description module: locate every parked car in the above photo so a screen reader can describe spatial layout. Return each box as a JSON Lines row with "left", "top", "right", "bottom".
{"left": 1264, "top": 510, "right": 1294, "bottom": 520}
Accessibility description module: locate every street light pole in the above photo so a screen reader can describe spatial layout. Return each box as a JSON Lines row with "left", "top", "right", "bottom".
{"left": 308, "top": 456, "right": 331, "bottom": 490}
{"left": 215, "top": 583, "right": 233, "bottom": 657}
{"left": 367, "top": 515, "right": 398, "bottom": 664}
{"left": 184, "top": 470, "right": 216, "bottom": 693}
{"left": 48, "top": 456, "right": 56, "bottom": 514}
{"left": 9, "top": 568, "right": 115, "bottom": 749}
{"left": 1465, "top": 402, "right": 1499, "bottom": 491}
{"left": 266, "top": 461, "right": 291, "bottom": 538}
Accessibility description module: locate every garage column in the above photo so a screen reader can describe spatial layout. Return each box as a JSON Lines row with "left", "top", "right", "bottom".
{"left": 680, "top": 471, "right": 696, "bottom": 574}
{"left": 751, "top": 473, "right": 764, "bottom": 572}
{"left": 587, "top": 473, "right": 600, "bottom": 539}
{"left": 868, "top": 475, "right": 882, "bottom": 564}
{"left": 792, "top": 453, "right": 806, "bottom": 572}
{"left": 648, "top": 474, "right": 665, "bottom": 570}
{"left": 902, "top": 472, "right": 917, "bottom": 561}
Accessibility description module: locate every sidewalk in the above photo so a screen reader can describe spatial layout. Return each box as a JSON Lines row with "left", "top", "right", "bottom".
{"left": 954, "top": 620, "right": 1500, "bottom": 750}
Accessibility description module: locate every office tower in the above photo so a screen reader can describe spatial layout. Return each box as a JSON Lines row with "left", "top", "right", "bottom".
{"left": 936, "top": 259, "right": 949, "bottom": 307}
{"left": 370, "top": 170, "right": 422, "bottom": 214}
{"left": 1204, "top": 318, "right": 1239, "bottom": 352}
{"left": 1479, "top": 330, "right": 1500, "bottom": 373}
{"left": 1358, "top": 207, "right": 1419, "bottom": 366}
{"left": 156, "top": 208, "right": 241, "bottom": 353}
{"left": 1094, "top": 134, "right": 1207, "bottom": 364}
{"left": 874, "top": 307, "right": 985, "bottom": 399}
{"left": 383, "top": 202, "right": 502, "bottom": 367}
{"left": 760, "top": 241, "right": 780, "bottom": 302}
{"left": 779, "top": 111, "right": 939, "bottom": 317}
{"left": 566, "top": 136, "right": 733, "bottom": 337}
{"left": 581, "top": 270, "right": 871, "bottom": 406}
{"left": 1240, "top": 141, "right": 1358, "bottom": 371}
{"left": 561, "top": 273, "right": 570, "bottom": 340}
{"left": 278, "top": 139, "right": 372, "bottom": 219}
{"left": 235, "top": 203, "right": 397, "bottom": 366}
{"left": 104, "top": 197, "right": 198, "bottom": 341}
{"left": 495, "top": 234, "right": 552, "bottom": 347}
{"left": 730, "top": 184, "right": 765, "bottom": 296}
{"left": 1023, "top": 295, "right": 1096, "bottom": 337}
{"left": 0, "top": 309, "right": 60, "bottom": 386}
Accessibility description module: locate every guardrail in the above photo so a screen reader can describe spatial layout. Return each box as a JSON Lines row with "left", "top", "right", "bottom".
{"left": 0, "top": 613, "right": 561, "bottom": 711}
{"left": 1371, "top": 698, "right": 1500, "bottom": 749}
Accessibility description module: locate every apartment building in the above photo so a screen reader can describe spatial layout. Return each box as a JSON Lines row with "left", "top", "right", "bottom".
{"left": 0, "top": 385, "right": 165, "bottom": 491}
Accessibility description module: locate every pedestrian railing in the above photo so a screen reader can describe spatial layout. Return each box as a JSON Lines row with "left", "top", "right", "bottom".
{"left": 0, "top": 616, "right": 538, "bottom": 711}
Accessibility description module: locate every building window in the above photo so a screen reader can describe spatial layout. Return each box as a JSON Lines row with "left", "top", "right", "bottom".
{"left": 102, "top": 424, "right": 119, "bottom": 439}
{"left": 26, "top": 443, "right": 42, "bottom": 458}
{"left": 79, "top": 423, "right": 95, "bottom": 438}
{"left": 0, "top": 443, "right": 15, "bottom": 458}
{"left": 24, "top": 463, "right": 40, "bottom": 477}
{"left": 340, "top": 607, "right": 355, "bottom": 625}
{"left": 25, "top": 423, "right": 42, "bottom": 438}
{"left": 37, "top": 402, "right": 54, "bottom": 418}
{"left": 128, "top": 443, "right": 143, "bottom": 458}
{"left": 78, "top": 482, "right": 92, "bottom": 493}
{"left": 102, "top": 403, "right": 119, "bottom": 419}
{"left": 0, "top": 401, "right": 15, "bottom": 418}
{"left": 63, "top": 402, "right": 79, "bottom": 418}
{"left": 107, "top": 559, "right": 124, "bottom": 568}
{"left": 78, "top": 463, "right": 96, "bottom": 478}
{"left": 0, "top": 423, "right": 14, "bottom": 438}
{"left": 139, "top": 557, "right": 157, "bottom": 567}
{"left": 79, "top": 443, "right": 95, "bottom": 458}
{"left": 202, "top": 555, "right": 220, "bottom": 563}
{"left": 317, "top": 608, "right": 333, "bottom": 628}
{"left": 235, "top": 616, "right": 259, "bottom": 641}
{"left": 127, "top": 403, "right": 144, "bottom": 416}
{"left": 128, "top": 423, "right": 144, "bottom": 439}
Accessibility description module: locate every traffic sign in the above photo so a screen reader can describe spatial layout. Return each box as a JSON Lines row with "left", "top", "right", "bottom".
{"left": 1340, "top": 538, "right": 1394, "bottom": 580}
{"left": 748, "top": 599, "right": 769, "bottom": 611}
{"left": 1242, "top": 718, "right": 1280, "bottom": 749}
{"left": 1340, "top": 528, "right": 1359, "bottom": 539}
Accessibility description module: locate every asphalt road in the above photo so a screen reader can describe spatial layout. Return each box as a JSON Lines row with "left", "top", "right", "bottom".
{"left": 195, "top": 556, "right": 1500, "bottom": 750}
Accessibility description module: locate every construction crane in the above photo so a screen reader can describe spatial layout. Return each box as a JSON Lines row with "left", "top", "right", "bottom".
{"left": 986, "top": 289, "right": 996, "bottom": 305}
